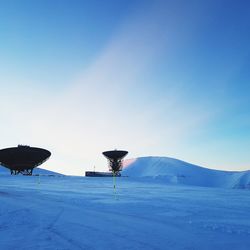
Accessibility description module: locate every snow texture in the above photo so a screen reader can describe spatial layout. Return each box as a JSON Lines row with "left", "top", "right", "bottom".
{"left": 0, "top": 175, "right": 250, "bottom": 250}
{"left": 122, "top": 156, "right": 250, "bottom": 189}
{"left": 0, "top": 157, "right": 250, "bottom": 249}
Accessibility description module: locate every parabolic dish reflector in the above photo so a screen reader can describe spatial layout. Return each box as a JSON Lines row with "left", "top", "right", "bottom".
{"left": 0, "top": 145, "right": 51, "bottom": 175}
{"left": 102, "top": 150, "right": 128, "bottom": 173}
{"left": 102, "top": 150, "right": 128, "bottom": 161}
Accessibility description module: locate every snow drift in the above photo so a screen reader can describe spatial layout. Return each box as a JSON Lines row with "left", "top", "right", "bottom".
{"left": 122, "top": 156, "right": 250, "bottom": 189}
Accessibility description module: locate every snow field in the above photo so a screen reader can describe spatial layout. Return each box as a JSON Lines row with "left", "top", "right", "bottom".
{"left": 0, "top": 175, "right": 250, "bottom": 250}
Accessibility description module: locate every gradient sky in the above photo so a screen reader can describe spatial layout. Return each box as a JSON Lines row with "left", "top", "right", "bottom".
{"left": 0, "top": 0, "right": 250, "bottom": 175}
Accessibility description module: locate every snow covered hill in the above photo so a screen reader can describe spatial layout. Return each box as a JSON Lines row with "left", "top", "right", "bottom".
{"left": 122, "top": 156, "right": 250, "bottom": 189}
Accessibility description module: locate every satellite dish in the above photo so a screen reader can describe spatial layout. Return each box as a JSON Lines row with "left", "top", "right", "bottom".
{"left": 0, "top": 145, "right": 51, "bottom": 175}
{"left": 102, "top": 149, "right": 128, "bottom": 197}
{"left": 102, "top": 150, "right": 128, "bottom": 173}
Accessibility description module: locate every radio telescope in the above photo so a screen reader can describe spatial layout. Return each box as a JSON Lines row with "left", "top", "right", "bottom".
{"left": 0, "top": 145, "right": 51, "bottom": 175}
{"left": 102, "top": 150, "right": 128, "bottom": 174}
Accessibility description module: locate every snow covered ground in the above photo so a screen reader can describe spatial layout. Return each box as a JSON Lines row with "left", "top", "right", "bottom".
{"left": 123, "top": 157, "right": 250, "bottom": 189}
{"left": 0, "top": 175, "right": 250, "bottom": 250}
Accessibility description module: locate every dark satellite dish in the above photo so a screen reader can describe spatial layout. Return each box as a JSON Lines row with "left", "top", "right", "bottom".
{"left": 0, "top": 145, "right": 51, "bottom": 175}
{"left": 103, "top": 150, "right": 128, "bottom": 196}
{"left": 102, "top": 150, "right": 128, "bottom": 173}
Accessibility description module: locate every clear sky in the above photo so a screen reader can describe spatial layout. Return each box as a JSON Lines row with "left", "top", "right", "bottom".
{"left": 0, "top": 0, "right": 249, "bottom": 175}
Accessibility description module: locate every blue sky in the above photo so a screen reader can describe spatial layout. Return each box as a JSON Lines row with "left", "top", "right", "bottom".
{"left": 0, "top": 0, "right": 249, "bottom": 175}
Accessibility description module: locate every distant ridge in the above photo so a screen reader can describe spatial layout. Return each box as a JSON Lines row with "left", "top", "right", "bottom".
{"left": 122, "top": 156, "right": 250, "bottom": 189}
{"left": 0, "top": 165, "right": 62, "bottom": 176}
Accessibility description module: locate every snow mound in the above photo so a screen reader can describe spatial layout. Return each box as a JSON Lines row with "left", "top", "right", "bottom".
{"left": 122, "top": 156, "right": 250, "bottom": 189}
